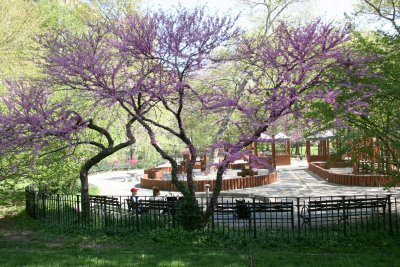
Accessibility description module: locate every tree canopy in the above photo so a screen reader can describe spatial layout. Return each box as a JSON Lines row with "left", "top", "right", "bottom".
{"left": 0, "top": 1, "right": 390, "bottom": 225}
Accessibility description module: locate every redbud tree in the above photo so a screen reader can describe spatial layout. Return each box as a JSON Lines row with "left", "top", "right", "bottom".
{"left": 0, "top": 5, "right": 378, "bottom": 225}
{"left": 1, "top": 7, "right": 239, "bottom": 223}
{"left": 199, "top": 21, "right": 377, "bottom": 222}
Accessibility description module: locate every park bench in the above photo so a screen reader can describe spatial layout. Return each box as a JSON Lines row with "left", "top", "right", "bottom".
{"left": 212, "top": 199, "right": 294, "bottom": 228}
{"left": 89, "top": 195, "right": 121, "bottom": 214}
{"left": 89, "top": 195, "right": 121, "bottom": 208}
{"left": 300, "top": 196, "right": 388, "bottom": 227}
{"left": 126, "top": 197, "right": 182, "bottom": 215}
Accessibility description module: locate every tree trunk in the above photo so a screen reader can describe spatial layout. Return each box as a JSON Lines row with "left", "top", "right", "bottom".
{"left": 79, "top": 140, "right": 135, "bottom": 221}
{"left": 79, "top": 167, "right": 90, "bottom": 221}
{"left": 201, "top": 164, "right": 225, "bottom": 226}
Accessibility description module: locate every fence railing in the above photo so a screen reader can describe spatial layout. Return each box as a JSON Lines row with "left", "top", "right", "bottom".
{"left": 25, "top": 188, "right": 399, "bottom": 239}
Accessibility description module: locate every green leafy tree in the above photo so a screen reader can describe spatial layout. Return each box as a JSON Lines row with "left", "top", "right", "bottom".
{"left": 0, "top": 0, "right": 44, "bottom": 78}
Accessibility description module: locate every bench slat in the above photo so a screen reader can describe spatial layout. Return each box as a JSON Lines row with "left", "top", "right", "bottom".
{"left": 301, "top": 197, "right": 388, "bottom": 226}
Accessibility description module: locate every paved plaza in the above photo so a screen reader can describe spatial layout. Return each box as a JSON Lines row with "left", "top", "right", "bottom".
{"left": 88, "top": 158, "right": 400, "bottom": 198}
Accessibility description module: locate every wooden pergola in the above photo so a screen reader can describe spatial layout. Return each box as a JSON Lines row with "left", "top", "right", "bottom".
{"left": 250, "top": 132, "right": 291, "bottom": 168}
{"left": 306, "top": 130, "right": 335, "bottom": 163}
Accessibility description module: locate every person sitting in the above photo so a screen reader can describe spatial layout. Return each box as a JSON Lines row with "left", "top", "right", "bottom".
{"left": 128, "top": 187, "right": 148, "bottom": 214}
{"left": 151, "top": 187, "right": 163, "bottom": 201}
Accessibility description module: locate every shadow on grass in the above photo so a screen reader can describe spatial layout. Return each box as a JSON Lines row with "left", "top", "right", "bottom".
{"left": 0, "top": 250, "right": 399, "bottom": 267}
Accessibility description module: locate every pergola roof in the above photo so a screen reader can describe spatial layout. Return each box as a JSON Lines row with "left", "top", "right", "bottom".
{"left": 259, "top": 133, "right": 272, "bottom": 140}
{"left": 275, "top": 132, "right": 290, "bottom": 141}
{"left": 307, "top": 130, "right": 335, "bottom": 141}
{"left": 258, "top": 132, "right": 290, "bottom": 142}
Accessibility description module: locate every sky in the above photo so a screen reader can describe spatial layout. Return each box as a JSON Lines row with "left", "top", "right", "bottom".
{"left": 140, "top": 0, "right": 357, "bottom": 22}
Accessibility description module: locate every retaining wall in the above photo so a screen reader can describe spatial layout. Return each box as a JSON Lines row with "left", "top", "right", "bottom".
{"left": 308, "top": 162, "right": 398, "bottom": 187}
{"left": 140, "top": 172, "right": 277, "bottom": 192}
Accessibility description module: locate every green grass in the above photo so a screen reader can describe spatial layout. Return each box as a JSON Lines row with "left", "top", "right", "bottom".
{"left": 1, "top": 250, "right": 398, "bottom": 266}
{"left": 1, "top": 205, "right": 400, "bottom": 266}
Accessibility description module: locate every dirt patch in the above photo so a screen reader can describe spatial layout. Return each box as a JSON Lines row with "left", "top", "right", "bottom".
{"left": 1, "top": 231, "right": 33, "bottom": 242}
{"left": 46, "top": 242, "right": 64, "bottom": 247}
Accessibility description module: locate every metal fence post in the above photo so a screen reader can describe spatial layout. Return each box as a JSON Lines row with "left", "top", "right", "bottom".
{"left": 57, "top": 194, "right": 60, "bottom": 224}
{"left": 296, "top": 198, "right": 301, "bottom": 237}
{"left": 341, "top": 196, "right": 346, "bottom": 237}
{"left": 32, "top": 191, "right": 37, "bottom": 220}
{"left": 77, "top": 195, "right": 81, "bottom": 225}
{"left": 252, "top": 198, "right": 256, "bottom": 238}
{"left": 388, "top": 195, "right": 393, "bottom": 236}
{"left": 42, "top": 193, "right": 46, "bottom": 219}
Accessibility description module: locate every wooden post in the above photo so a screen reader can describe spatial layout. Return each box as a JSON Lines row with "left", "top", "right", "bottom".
{"left": 326, "top": 140, "right": 330, "bottom": 159}
{"left": 272, "top": 135, "right": 276, "bottom": 169}
{"left": 306, "top": 140, "right": 311, "bottom": 163}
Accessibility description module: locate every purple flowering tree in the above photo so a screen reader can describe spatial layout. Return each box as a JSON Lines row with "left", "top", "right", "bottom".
{"left": 107, "top": 8, "right": 239, "bottom": 198}
{"left": 0, "top": 5, "right": 377, "bottom": 226}
{"left": 0, "top": 79, "right": 137, "bottom": 217}
{"left": 0, "top": 7, "right": 238, "bottom": 224}
{"left": 199, "top": 21, "right": 377, "bottom": 223}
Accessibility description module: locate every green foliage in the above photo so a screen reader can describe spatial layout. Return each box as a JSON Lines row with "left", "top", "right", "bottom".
{"left": 0, "top": 146, "right": 91, "bottom": 205}
{"left": 0, "top": 0, "right": 44, "bottom": 78}
{"left": 176, "top": 199, "right": 203, "bottom": 231}
{"left": 36, "top": 0, "right": 90, "bottom": 31}
{"left": 0, "top": 179, "right": 29, "bottom": 206}
{"left": 1, "top": 207, "right": 400, "bottom": 253}
{"left": 88, "top": 160, "right": 167, "bottom": 174}
{"left": 71, "top": 183, "right": 100, "bottom": 195}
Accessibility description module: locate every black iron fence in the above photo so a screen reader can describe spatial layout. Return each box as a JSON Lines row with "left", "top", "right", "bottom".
{"left": 25, "top": 187, "right": 399, "bottom": 239}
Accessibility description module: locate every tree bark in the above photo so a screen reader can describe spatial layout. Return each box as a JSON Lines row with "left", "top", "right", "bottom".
{"left": 201, "top": 164, "right": 225, "bottom": 226}
{"left": 79, "top": 119, "right": 135, "bottom": 221}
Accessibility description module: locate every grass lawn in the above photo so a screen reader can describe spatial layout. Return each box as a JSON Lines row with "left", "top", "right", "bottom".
{"left": 1, "top": 205, "right": 400, "bottom": 266}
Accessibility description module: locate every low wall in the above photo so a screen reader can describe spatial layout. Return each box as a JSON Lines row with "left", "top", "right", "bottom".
{"left": 307, "top": 155, "right": 329, "bottom": 163}
{"left": 308, "top": 162, "right": 397, "bottom": 187}
{"left": 227, "top": 162, "right": 247, "bottom": 170}
{"left": 140, "top": 172, "right": 277, "bottom": 192}
{"left": 275, "top": 155, "right": 291, "bottom": 166}
{"left": 144, "top": 166, "right": 173, "bottom": 179}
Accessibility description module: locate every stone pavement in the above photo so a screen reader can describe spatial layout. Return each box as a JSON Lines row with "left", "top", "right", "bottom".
{"left": 88, "top": 158, "right": 400, "bottom": 198}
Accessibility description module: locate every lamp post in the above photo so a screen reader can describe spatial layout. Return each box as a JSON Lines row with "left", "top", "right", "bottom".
{"left": 205, "top": 184, "right": 210, "bottom": 204}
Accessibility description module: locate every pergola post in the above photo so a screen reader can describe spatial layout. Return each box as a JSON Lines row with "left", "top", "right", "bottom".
{"left": 286, "top": 140, "right": 291, "bottom": 165}
{"left": 306, "top": 140, "right": 311, "bottom": 163}
{"left": 272, "top": 135, "right": 276, "bottom": 169}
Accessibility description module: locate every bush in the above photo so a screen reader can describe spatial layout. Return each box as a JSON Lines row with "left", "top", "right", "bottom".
{"left": 72, "top": 183, "right": 100, "bottom": 195}
{"left": 176, "top": 198, "right": 203, "bottom": 231}
{"left": 88, "top": 159, "right": 168, "bottom": 174}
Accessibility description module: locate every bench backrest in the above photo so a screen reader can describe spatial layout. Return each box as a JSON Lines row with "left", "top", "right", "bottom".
{"left": 307, "top": 197, "right": 387, "bottom": 212}
{"left": 215, "top": 201, "right": 293, "bottom": 212}
{"left": 89, "top": 195, "right": 120, "bottom": 208}
{"left": 215, "top": 201, "right": 293, "bottom": 220}
{"left": 138, "top": 199, "right": 180, "bottom": 209}
{"left": 126, "top": 199, "right": 181, "bottom": 211}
